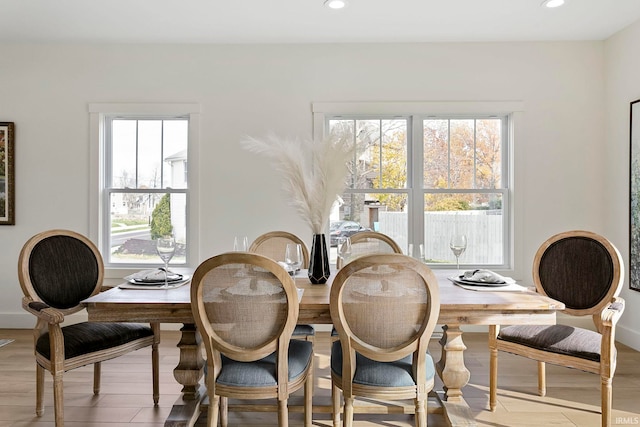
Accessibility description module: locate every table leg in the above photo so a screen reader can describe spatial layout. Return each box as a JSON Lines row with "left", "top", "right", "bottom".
{"left": 435, "top": 324, "right": 476, "bottom": 427}
{"left": 165, "top": 324, "right": 205, "bottom": 427}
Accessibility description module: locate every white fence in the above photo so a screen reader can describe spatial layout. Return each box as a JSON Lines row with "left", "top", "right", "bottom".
{"left": 376, "top": 210, "right": 504, "bottom": 265}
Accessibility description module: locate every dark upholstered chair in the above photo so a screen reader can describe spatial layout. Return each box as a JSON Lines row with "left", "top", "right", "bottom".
{"left": 249, "top": 231, "right": 315, "bottom": 342}
{"left": 190, "top": 252, "right": 314, "bottom": 427}
{"left": 329, "top": 253, "right": 441, "bottom": 427}
{"left": 18, "top": 229, "right": 160, "bottom": 427}
{"left": 489, "top": 230, "right": 625, "bottom": 427}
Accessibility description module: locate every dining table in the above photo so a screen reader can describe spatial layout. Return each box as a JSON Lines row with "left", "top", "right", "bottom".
{"left": 82, "top": 268, "right": 564, "bottom": 427}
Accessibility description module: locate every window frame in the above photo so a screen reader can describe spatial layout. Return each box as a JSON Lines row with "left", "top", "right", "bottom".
{"left": 89, "top": 103, "right": 201, "bottom": 278}
{"left": 313, "top": 101, "right": 523, "bottom": 272}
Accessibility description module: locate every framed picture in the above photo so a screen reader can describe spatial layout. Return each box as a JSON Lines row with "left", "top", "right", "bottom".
{"left": 630, "top": 101, "right": 640, "bottom": 291}
{"left": 0, "top": 122, "right": 14, "bottom": 225}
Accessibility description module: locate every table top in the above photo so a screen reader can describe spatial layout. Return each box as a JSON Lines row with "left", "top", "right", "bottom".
{"left": 83, "top": 269, "right": 564, "bottom": 326}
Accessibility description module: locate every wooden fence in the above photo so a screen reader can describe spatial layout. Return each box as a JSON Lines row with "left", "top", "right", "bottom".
{"left": 376, "top": 210, "right": 504, "bottom": 265}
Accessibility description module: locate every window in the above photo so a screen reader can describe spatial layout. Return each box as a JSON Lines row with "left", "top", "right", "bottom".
{"left": 314, "top": 102, "right": 520, "bottom": 270}
{"left": 89, "top": 103, "right": 200, "bottom": 271}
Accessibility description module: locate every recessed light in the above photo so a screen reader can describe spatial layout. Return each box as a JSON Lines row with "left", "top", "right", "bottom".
{"left": 324, "top": 0, "right": 347, "bottom": 9}
{"left": 541, "top": 0, "right": 565, "bottom": 8}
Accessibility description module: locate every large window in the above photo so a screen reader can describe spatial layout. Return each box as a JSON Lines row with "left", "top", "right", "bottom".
{"left": 316, "top": 102, "right": 516, "bottom": 270}
{"left": 89, "top": 103, "right": 199, "bottom": 270}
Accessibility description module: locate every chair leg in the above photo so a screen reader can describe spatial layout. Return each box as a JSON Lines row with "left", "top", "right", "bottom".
{"left": 36, "top": 364, "right": 44, "bottom": 416}
{"left": 414, "top": 398, "right": 427, "bottom": 427}
{"left": 344, "top": 396, "right": 354, "bottom": 427}
{"left": 93, "top": 362, "right": 101, "bottom": 395}
{"left": 151, "top": 323, "right": 160, "bottom": 405}
{"left": 220, "top": 396, "right": 228, "bottom": 427}
{"left": 488, "top": 326, "right": 498, "bottom": 411}
{"left": 304, "top": 359, "right": 313, "bottom": 427}
{"left": 52, "top": 370, "right": 64, "bottom": 427}
{"left": 601, "top": 376, "right": 612, "bottom": 427}
{"left": 537, "top": 361, "right": 546, "bottom": 396}
{"left": 278, "top": 398, "right": 289, "bottom": 427}
{"left": 331, "top": 383, "right": 341, "bottom": 427}
{"left": 208, "top": 395, "right": 220, "bottom": 427}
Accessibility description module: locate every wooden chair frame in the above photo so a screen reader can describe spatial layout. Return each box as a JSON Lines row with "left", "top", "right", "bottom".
{"left": 19, "top": 229, "right": 160, "bottom": 427}
{"left": 249, "top": 231, "right": 314, "bottom": 342}
{"left": 488, "top": 230, "right": 625, "bottom": 427}
{"left": 249, "top": 231, "right": 311, "bottom": 268}
{"left": 330, "top": 253, "right": 441, "bottom": 427}
{"left": 336, "top": 231, "right": 403, "bottom": 269}
{"left": 190, "top": 252, "right": 313, "bottom": 427}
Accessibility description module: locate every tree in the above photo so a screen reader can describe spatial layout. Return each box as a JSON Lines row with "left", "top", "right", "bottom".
{"left": 150, "top": 193, "right": 172, "bottom": 239}
{"left": 370, "top": 127, "right": 407, "bottom": 211}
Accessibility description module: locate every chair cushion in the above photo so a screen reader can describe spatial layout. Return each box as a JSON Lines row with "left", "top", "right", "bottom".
{"left": 29, "top": 235, "right": 100, "bottom": 310}
{"left": 36, "top": 322, "right": 153, "bottom": 360}
{"left": 330, "top": 341, "right": 435, "bottom": 387}
{"left": 216, "top": 340, "right": 313, "bottom": 387}
{"left": 293, "top": 324, "right": 315, "bottom": 336}
{"left": 498, "top": 324, "right": 601, "bottom": 362}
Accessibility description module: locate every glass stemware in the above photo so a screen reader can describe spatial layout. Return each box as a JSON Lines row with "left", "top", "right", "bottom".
{"left": 156, "top": 235, "right": 176, "bottom": 288}
{"left": 285, "top": 243, "right": 303, "bottom": 274}
{"left": 233, "top": 236, "right": 249, "bottom": 252}
{"left": 449, "top": 234, "right": 467, "bottom": 274}
{"left": 338, "top": 236, "right": 352, "bottom": 267}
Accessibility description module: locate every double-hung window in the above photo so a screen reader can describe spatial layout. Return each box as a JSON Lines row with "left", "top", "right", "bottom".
{"left": 314, "top": 102, "right": 520, "bottom": 270}
{"left": 89, "top": 103, "right": 200, "bottom": 270}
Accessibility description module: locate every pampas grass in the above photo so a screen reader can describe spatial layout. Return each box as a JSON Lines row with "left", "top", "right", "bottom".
{"left": 241, "top": 133, "right": 355, "bottom": 234}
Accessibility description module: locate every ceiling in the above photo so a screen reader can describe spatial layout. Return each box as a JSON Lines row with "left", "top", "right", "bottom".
{"left": 3, "top": 0, "right": 640, "bottom": 44}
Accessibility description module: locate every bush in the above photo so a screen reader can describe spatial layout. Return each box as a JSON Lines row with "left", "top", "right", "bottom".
{"left": 150, "top": 194, "right": 172, "bottom": 239}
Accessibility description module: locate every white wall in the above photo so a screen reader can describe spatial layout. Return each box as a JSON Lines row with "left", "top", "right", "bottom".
{"left": 605, "top": 20, "right": 640, "bottom": 350}
{"left": 0, "top": 42, "right": 619, "bottom": 337}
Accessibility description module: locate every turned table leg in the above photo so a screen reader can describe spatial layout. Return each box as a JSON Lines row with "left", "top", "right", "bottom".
{"left": 165, "top": 324, "right": 205, "bottom": 427}
{"left": 436, "top": 324, "right": 471, "bottom": 401}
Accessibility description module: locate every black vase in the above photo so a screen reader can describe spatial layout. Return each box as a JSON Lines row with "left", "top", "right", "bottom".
{"left": 308, "top": 233, "right": 331, "bottom": 284}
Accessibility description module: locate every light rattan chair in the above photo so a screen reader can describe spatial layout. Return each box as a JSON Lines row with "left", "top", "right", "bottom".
{"left": 18, "top": 229, "right": 160, "bottom": 427}
{"left": 336, "top": 230, "right": 403, "bottom": 269}
{"left": 329, "top": 253, "right": 441, "bottom": 427}
{"left": 191, "top": 252, "right": 314, "bottom": 427}
{"left": 249, "top": 231, "right": 315, "bottom": 341}
{"left": 249, "top": 231, "right": 310, "bottom": 268}
{"left": 489, "top": 230, "right": 625, "bottom": 427}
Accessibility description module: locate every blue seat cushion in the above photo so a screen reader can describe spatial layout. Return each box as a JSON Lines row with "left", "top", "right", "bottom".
{"left": 498, "top": 324, "right": 602, "bottom": 362}
{"left": 216, "top": 340, "right": 313, "bottom": 387}
{"left": 330, "top": 341, "right": 435, "bottom": 387}
{"left": 36, "top": 322, "right": 153, "bottom": 360}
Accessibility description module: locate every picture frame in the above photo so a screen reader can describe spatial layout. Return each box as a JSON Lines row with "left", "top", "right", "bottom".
{"left": 0, "top": 122, "right": 14, "bottom": 225}
{"left": 630, "top": 101, "right": 640, "bottom": 291}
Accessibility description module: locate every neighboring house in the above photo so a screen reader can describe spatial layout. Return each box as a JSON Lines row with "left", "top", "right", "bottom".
{"left": 165, "top": 149, "right": 187, "bottom": 244}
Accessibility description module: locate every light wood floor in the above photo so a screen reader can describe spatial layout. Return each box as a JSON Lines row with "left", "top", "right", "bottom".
{"left": 1, "top": 328, "right": 639, "bottom": 426}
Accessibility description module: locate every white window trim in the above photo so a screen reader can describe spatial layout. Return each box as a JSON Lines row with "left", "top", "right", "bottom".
{"left": 89, "top": 102, "right": 201, "bottom": 279}
{"left": 312, "top": 101, "right": 524, "bottom": 275}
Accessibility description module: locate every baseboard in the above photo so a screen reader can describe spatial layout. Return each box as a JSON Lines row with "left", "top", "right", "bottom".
{"left": 617, "top": 324, "right": 640, "bottom": 351}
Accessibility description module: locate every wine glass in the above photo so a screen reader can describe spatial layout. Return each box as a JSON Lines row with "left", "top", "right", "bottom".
{"left": 338, "top": 236, "right": 352, "bottom": 267}
{"left": 233, "top": 236, "right": 248, "bottom": 252}
{"left": 285, "top": 243, "right": 302, "bottom": 274}
{"left": 449, "top": 234, "right": 467, "bottom": 275}
{"left": 156, "top": 235, "right": 176, "bottom": 287}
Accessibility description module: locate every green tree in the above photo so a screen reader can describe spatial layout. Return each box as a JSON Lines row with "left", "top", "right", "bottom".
{"left": 150, "top": 193, "right": 172, "bottom": 239}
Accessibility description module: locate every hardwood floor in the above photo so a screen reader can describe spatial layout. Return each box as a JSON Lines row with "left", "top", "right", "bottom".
{"left": 0, "top": 329, "right": 638, "bottom": 426}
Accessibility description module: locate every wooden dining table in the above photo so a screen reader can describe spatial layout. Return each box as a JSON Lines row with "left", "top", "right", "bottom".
{"left": 82, "top": 268, "right": 564, "bottom": 427}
